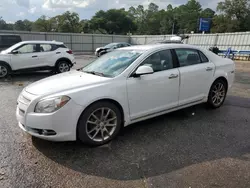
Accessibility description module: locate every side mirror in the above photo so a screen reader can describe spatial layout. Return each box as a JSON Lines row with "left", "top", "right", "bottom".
{"left": 134, "top": 65, "right": 154, "bottom": 77}
{"left": 12, "top": 50, "right": 18, "bottom": 54}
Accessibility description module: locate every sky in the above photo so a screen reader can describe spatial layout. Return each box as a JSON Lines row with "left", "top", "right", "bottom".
{"left": 0, "top": 0, "right": 220, "bottom": 23}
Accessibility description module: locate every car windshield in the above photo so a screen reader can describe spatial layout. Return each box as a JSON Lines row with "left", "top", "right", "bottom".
{"left": 3, "top": 42, "right": 23, "bottom": 53}
{"left": 104, "top": 43, "right": 117, "bottom": 48}
{"left": 82, "top": 50, "right": 142, "bottom": 77}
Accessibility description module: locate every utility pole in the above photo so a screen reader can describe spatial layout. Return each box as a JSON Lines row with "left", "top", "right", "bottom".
{"left": 172, "top": 22, "right": 175, "bottom": 35}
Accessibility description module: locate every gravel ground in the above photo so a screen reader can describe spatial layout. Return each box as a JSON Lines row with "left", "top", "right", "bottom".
{"left": 0, "top": 57, "right": 250, "bottom": 188}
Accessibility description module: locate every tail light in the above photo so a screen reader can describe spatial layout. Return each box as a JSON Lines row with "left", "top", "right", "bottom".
{"left": 66, "top": 50, "right": 73, "bottom": 54}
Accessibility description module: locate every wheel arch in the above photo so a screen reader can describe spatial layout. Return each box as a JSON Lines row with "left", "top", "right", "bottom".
{"left": 55, "top": 57, "right": 73, "bottom": 67}
{"left": 0, "top": 61, "right": 12, "bottom": 72}
{"left": 212, "top": 76, "right": 228, "bottom": 91}
{"left": 76, "top": 98, "right": 125, "bottom": 131}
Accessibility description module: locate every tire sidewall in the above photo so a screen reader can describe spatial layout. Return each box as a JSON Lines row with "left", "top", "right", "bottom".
{"left": 0, "top": 63, "right": 10, "bottom": 78}
{"left": 56, "top": 61, "right": 70, "bottom": 73}
{"left": 77, "top": 101, "right": 122, "bottom": 146}
{"left": 208, "top": 79, "right": 227, "bottom": 108}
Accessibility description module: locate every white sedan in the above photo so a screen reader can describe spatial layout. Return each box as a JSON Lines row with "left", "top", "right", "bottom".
{"left": 16, "top": 44, "right": 235, "bottom": 146}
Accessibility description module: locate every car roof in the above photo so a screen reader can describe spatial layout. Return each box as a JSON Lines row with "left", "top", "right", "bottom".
{"left": 18, "top": 41, "right": 64, "bottom": 45}
{"left": 118, "top": 44, "right": 199, "bottom": 51}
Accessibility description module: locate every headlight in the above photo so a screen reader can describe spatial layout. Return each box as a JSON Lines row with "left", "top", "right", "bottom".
{"left": 35, "top": 96, "right": 70, "bottom": 113}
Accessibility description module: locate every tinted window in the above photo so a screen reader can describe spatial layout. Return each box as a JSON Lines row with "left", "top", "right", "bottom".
{"left": 56, "top": 44, "right": 67, "bottom": 48}
{"left": 141, "top": 50, "right": 173, "bottom": 72}
{"left": 175, "top": 49, "right": 201, "bottom": 67}
{"left": 40, "top": 44, "right": 53, "bottom": 52}
{"left": 199, "top": 51, "right": 209, "bottom": 62}
{"left": 117, "top": 44, "right": 123, "bottom": 48}
{"left": 16, "top": 44, "right": 37, "bottom": 53}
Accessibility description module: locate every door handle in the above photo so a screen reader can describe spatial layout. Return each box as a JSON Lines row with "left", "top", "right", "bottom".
{"left": 56, "top": 52, "right": 61, "bottom": 54}
{"left": 169, "top": 74, "right": 178, "bottom": 79}
{"left": 206, "top": 67, "right": 213, "bottom": 71}
{"left": 32, "top": 55, "right": 38, "bottom": 58}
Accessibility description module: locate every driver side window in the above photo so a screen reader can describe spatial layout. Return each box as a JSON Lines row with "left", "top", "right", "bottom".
{"left": 16, "top": 44, "right": 37, "bottom": 54}
{"left": 141, "top": 50, "right": 174, "bottom": 72}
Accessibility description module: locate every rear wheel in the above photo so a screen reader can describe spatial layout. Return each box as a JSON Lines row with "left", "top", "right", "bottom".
{"left": 77, "top": 101, "right": 122, "bottom": 146}
{"left": 56, "top": 61, "right": 70, "bottom": 73}
{"left": 0, "top": 63, "right": 9, "bottom": 78}
{"left": 207, "top": 79, "right": 227, "bottom": 108}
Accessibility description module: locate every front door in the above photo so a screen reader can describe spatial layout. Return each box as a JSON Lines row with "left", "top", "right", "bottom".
{"left": 126, "top": 49, "right": 180, "bottom": 121}
{"left": 175, "top": 48, "right": 215, "bottom": 105}
{"left": 10, "top": 43, "right": 41, "bottom": 70}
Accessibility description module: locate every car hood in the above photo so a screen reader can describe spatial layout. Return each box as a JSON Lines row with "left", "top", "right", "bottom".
{"left": 0, "top": 50, "right": 8, "bottom": 54}
{"left": 25, "top": 70, "right": 111, "bottom": 95}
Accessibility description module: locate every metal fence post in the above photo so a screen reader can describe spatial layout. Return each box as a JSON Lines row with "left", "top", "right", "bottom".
{"left": 92, "top": 34, "right": 94, "bottom": 52}
{"left": 70, "top": 34, "right": 73, "bottom": 50}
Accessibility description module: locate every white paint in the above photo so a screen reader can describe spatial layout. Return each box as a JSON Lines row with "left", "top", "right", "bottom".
{"left": 16, "top": 44, "right": 235, "bottom": 142}
{"left": 0, "top": 41, "right": 75, "bottom": 71}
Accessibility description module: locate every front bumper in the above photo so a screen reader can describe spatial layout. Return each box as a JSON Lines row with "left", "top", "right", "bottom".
{"left": 16, "top": 92, "right": 84, "bottom": 141}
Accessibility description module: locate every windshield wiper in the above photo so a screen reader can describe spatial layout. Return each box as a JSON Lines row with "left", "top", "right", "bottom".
{"left": 83, "top": 71, "right": 106, "bottom": 77}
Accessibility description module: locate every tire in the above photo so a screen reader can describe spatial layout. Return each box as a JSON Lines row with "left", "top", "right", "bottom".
{"left": 0, "top": 63, "right": 10, "bottom": 78}
{"left": 56, "top": 61, "right": 70, "bottom": 73}
{"left": 207, "top": 79, "right": 227, "bottom": 108}
{"left": 77, "top": 101, "right": 122, "bottom": 146}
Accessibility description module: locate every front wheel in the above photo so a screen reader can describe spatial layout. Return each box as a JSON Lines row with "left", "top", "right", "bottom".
{"left": 207, "top": 79, "right": 227, "bottom": 108}
{"left": 77, "top": 101, "right": 122, "bottom": 146}
{"left": 56, "top": 61, "right": 70, "bottom": 73}
{"left": 0, "top": 63, "right": 10, "bottom": 78}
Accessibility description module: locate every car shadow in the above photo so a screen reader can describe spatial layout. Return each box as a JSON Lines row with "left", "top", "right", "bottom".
{"left": 32, "top": 97, "right": 250, "bottom": 180}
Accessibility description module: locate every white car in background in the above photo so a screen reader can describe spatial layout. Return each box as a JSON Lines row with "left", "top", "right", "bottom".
{"left": 16, "top": 44, "right": 235, "bottom": 146}
{"left": 95, "top": 42, "right": 131, "bottom": 57}
{"left": 0, "top": 41, "right": 75, "bottom": 78}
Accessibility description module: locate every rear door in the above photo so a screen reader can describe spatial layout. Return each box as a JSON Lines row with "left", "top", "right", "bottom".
{"left": 37, "top": 43, "right": 60, "bottom": 67}
{"left": 174, "top": 48, "right": 215, "bottom": 105}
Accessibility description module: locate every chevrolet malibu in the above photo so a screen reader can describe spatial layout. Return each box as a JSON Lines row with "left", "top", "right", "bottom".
{"left": 16, "top": 44, "right": 235, "bottom": 146}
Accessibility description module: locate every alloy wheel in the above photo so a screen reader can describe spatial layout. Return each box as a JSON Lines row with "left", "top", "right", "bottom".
{"left": 211, "top": 82, "right": 226, "bottom": 106}
{"left": 0, "top": 65, "right": 8, "bottom": 78}
{"left": 58, "top": 62, "right": 70, "bottom": 73}
{"left": 86, "top": 107, "right": 117, "bottom": 142}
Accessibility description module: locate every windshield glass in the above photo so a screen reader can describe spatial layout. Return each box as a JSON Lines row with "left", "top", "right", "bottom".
{"left": 104, "top": 43, "right": 117, "bottom": 48}
{"left": 82, "top": 50, "right": 142, "bottom": 77}
{"left": 4, "top": 42, "right": 23, "bottom": 53}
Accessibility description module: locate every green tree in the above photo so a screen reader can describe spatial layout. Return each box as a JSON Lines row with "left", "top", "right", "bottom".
{"left": 201, "top": 8, "right": 215, "bottom": 18}
{"left": 211, "top": 14, "right": 239, "bottom": 33}
{"left": 217, "top": 0, "right": 250, "bottom": 31}
{"left": 33, "top": 15, "right": 53, "bottom": 32}
{"left": 89, "top": 9, "right": 136, "bottom": 34}
{"left": 55, "top": 11, "right": 82, "bottom": 33}
{"left": 14, "top": 19, "right": 32, "bottom": 31}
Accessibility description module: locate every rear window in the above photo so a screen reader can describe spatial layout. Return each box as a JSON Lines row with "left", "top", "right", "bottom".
{"left": 56, "top": 44, "right": 67, "bottom": 48}
{"left": 199, "top": 51, "right": 209, "bottom": 62}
